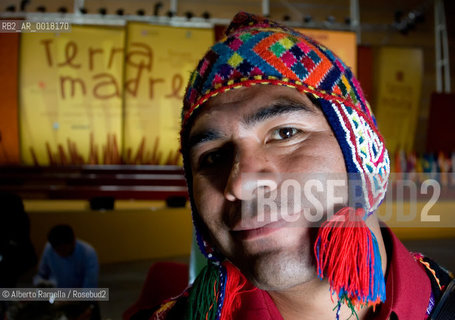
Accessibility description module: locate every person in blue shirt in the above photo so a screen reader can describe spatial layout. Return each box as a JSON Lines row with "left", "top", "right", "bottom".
{"left": 34, "top": 224, "right": 99, "bottom": 288}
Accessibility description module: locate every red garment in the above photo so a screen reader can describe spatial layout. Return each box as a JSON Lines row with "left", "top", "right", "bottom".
{"left": 228, "top": 227, "right": 431, "bottom": 320}
{"left": 376, "top": 227, "right": 432, "bottom": 319}
{"left": 123, "top": 262, "right": 189, "bottom": 320}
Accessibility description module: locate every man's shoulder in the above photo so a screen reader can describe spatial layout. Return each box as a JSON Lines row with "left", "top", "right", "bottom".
{"left": 43, "top": 242, "right": 52, "bottom": 252}
{"left": 379, "top": 226, "right": 454, "bottom": 318}
{"left": 76, "top": 239, "right": 95, "bottom": 251}
{"left": 75, "top": 240, "right": 98, "bottom": 258}
{"left": 136, "top": 274, "right": 277, "bottom": 320}
{"left": 41, "top": 242, "right": 54, "bottom": 258}
{"left": 129, "top": 289, "right": 189, "bottom": 320}
{"left": 412, "top": 253, "right": 454, "bottom": 306}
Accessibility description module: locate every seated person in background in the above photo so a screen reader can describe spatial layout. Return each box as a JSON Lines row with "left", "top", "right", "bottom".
{"left": 34, "top": 224, "right": 98, "bottom": 288}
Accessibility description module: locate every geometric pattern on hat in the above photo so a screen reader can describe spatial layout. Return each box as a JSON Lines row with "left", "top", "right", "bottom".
{"left": 183, "top": 12, "right": 374, "bottom": 127}
{"left": 317, "top": 98, "right": 390, "bottom": 214}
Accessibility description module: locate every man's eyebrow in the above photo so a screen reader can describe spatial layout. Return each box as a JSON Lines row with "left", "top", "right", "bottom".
{"left": 188, "top": 129, "right": 223, "bottom": 151}
{"left": 187, "top": 97, "right": 313, "bottom": 151}
{"left": 243, "top": 98, "right": 314, "bottom": 127}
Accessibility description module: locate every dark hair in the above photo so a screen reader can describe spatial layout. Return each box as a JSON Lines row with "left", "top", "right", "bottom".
{"left": 47, "top": 225, "right": 75, "bottom": 248}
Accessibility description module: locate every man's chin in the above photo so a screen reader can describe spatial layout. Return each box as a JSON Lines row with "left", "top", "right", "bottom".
{"left": 234, "top": 250, "right": 317, "bottom": 291}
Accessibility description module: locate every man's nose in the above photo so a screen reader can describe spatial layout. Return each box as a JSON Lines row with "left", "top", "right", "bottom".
{"left": 224, "top": 144, "right": 278, "bottom": 201}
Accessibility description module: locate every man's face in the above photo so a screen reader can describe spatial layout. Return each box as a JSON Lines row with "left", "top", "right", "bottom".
{"left": 188, "top": 85, "right": 348, "bottom": 291}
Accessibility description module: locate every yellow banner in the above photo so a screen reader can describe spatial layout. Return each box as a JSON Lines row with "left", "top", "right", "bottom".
{"left": 373, "top": 47, "right": 423, "bottom": 153}
{"left": 124, "top": 23, "right": 214, "bottom": 165}
{"left": 19, "top": 26, "right": 125, "bottom": 165}
{"left": 298, "top": 29, "right": 357, "bottom": 75}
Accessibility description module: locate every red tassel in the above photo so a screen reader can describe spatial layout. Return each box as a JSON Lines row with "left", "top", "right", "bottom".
{"left": 314, "top": 207, "right": 382, "bottom": 309}
{"left": 220, "top": 262, "right": 250, "bottom": 319}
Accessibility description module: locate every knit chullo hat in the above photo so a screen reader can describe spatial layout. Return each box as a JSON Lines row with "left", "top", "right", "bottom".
{"left": 180, "top": 12, "right": 390, "bottom": 319}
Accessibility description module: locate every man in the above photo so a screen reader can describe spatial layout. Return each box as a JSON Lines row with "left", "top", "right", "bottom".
{"left": 143, "top": 12, "right": 453, "bottom": 320}
{"left": 0, "top": 192, "right": 37, "bottom": 318}
{"left": 34, "top": 224, "right": 99, "bottom": 288}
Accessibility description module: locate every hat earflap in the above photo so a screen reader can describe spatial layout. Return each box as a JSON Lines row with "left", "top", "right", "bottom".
{"left": 314, "top": 207, "right": 386, "bottom": 317}
{"left": 185, "top": 261, "right": 249, "bottom": 320}
{"left": 313, "top": 97, "right": 389, "bottom": 316}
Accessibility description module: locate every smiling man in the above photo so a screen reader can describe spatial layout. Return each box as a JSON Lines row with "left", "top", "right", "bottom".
{"left": 188, "top": 85, "right": 357, "bottom": 293}
{"left": 143, "top": 12, "right": 454, "bottom": 320}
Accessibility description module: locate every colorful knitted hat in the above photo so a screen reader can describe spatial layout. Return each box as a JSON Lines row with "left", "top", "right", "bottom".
{"left": 179, "top": 12, "right": 390, "bottom": 320}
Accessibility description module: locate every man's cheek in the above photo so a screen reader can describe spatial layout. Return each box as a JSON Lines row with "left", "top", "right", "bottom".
{"left": 194, "top": 199, "right": 221, "bottom": 232}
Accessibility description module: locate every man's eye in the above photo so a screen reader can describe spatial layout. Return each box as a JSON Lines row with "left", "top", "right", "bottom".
{"left": 270, "top": 127, "right": 301, "bottom": 141}
{"left": 199, "top": 150, "right": 227, "bottom": 169}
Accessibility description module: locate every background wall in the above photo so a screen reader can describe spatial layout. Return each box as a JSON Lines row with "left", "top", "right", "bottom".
{"left": 0, "top": 33, "right": 20, "bottom": 163}
{"left": 2, "top": 0, "right": 454, "bottom": 153}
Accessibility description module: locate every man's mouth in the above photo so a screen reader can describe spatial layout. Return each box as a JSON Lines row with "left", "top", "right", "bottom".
{"left": 230, "top": 217, "right": 291, "bottom": 241}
